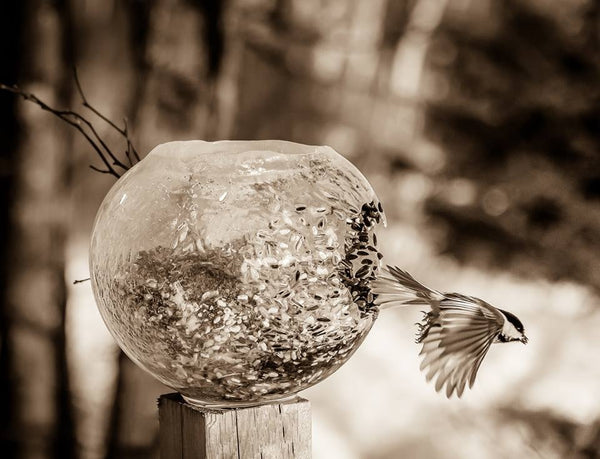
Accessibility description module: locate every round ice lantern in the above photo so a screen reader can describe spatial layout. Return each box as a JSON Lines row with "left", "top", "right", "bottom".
{"left": 90, "top": 140, "right": 385, "bottom": 408}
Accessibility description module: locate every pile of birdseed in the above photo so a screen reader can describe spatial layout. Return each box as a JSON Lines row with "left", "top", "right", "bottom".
{"left": 101, "top": 178, "right": 385, "bottom": 404}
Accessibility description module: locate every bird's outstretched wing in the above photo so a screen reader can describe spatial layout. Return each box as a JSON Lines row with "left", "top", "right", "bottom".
{"left": 419, "top": 294, "right": 504, "bottom": 398}
{"left": 372, "top": 265, "right": 443, "bottom": 307}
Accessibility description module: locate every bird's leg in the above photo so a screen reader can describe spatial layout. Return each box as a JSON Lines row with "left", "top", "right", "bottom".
{"left": 415, "top": 310, "right": 436, "bottom": 343}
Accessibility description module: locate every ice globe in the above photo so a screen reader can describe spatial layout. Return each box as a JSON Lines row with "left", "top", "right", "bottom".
{"left": 90, "top": 140, "right": 385, "bottom": 408}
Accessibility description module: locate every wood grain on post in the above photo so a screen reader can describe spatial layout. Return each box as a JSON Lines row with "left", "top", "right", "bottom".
{"left": 158, "top": 393, "right": 311, "bottom": 459}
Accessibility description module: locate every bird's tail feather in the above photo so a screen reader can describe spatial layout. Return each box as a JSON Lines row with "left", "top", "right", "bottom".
{"left": 372, "top": 265, "right": 442, "bottom": 309}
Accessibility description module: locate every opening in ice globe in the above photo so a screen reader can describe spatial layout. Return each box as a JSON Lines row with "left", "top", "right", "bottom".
{"left": 90, "top": 140, "right": 385, "bottom": 408}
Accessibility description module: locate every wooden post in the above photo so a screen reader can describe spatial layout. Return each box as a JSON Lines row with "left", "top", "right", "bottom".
{"left": 158, "top": 393, "right": 311, "bottom": 459}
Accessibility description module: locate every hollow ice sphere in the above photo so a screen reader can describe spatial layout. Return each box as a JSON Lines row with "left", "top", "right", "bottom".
{"left": 90, "top": 140, "right": 385, "bottom": 407}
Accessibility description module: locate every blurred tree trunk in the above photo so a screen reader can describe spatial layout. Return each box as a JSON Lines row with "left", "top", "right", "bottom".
{"left": 232, "top": 0, "right": 402, "bottom": 170}
{"left": 0, "top": 1, "right": 26, "bottom": 454}
{"left": 131, "top": 0, "right": 227, "bottom": 154}
{"left": 0, "top": 0, "right": 76, "bottom": 457}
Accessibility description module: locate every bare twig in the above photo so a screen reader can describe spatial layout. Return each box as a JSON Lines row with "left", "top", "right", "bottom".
{"left": 73, "top": 68, "right": 141, "bottom": 162}
{"left": 123, "top": 118, "right": 133, "bottom": 166}
{"left": 73, "top": 278, "right": 90, "bottom": 285}
{"left": 0, "top": 82, "right": 122, "bottom": 178}
{"left": 0, "top": 69, "right": 141, "bottom": 178}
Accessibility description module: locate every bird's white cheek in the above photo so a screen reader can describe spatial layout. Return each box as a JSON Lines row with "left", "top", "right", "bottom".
{"left": 501, "top": 321, "right": 521, "bottom": 340}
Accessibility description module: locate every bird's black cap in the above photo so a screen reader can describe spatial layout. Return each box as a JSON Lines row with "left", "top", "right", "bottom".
{"left": 499, "top": 309, "right": 524, "bottom": 333}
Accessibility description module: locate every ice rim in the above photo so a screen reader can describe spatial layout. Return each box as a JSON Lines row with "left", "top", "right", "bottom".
{"left": 147, "top": 139, "right": 332, "bottom": 159}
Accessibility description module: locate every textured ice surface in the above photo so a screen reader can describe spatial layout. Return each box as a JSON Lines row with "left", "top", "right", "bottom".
{"left": 90, "top": 140, "right": 385, "bottom": 406}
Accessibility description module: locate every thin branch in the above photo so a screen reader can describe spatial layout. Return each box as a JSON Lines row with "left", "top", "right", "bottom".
{"left": 73, "top": 278, "right": 90, "bottom": 285}
{"left": 70, "top": 71, "right": 129, "bottom": 171}
{"left": 1, "top": 68, "right": 142, "bottom": 179}
{"left": 123, "top": 117, "right": 136, "bottom": 166}
{"left": 89, "top": 165, "right": 114, "bottom": 175}
{"left": 0, "top": 83, "right": 122, "bottom": 178}
{"left": 73, "top": 68, "right": 141, "bottom": 162}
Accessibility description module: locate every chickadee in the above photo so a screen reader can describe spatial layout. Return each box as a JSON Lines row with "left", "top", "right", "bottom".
{"left": 372, "top": 266, "right": 528, "bottom": 398}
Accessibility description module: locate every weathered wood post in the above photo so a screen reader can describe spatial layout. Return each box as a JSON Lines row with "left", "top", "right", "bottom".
{"left": 158, "top": 393, "right": 311, "bottom": 459}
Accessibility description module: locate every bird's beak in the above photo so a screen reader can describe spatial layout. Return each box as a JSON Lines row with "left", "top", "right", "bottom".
{"left": 520, "top": 335, "right": 528, "bottom": 345}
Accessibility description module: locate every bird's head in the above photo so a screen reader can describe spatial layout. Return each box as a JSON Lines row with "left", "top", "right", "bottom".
{"left": 498, "top": 308, "right": 528, "bottom": 344}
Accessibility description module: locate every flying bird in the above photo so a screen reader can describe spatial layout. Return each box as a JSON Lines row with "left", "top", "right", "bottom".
{"left": 372, "top": 266, "right": 528, "bottom": 398}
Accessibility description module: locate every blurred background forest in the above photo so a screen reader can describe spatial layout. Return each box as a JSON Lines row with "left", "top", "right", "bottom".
{"left": 1, "top": 0, "right": 599, "bottom": 458}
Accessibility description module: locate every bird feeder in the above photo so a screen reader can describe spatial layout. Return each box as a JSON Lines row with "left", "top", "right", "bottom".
{"left": 90, "top": 140, "right": 385, "bottom": 408}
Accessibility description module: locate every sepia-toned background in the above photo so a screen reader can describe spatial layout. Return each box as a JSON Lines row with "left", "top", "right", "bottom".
{"left": 1, "top": 0, "right": 599, "bottom": 458}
